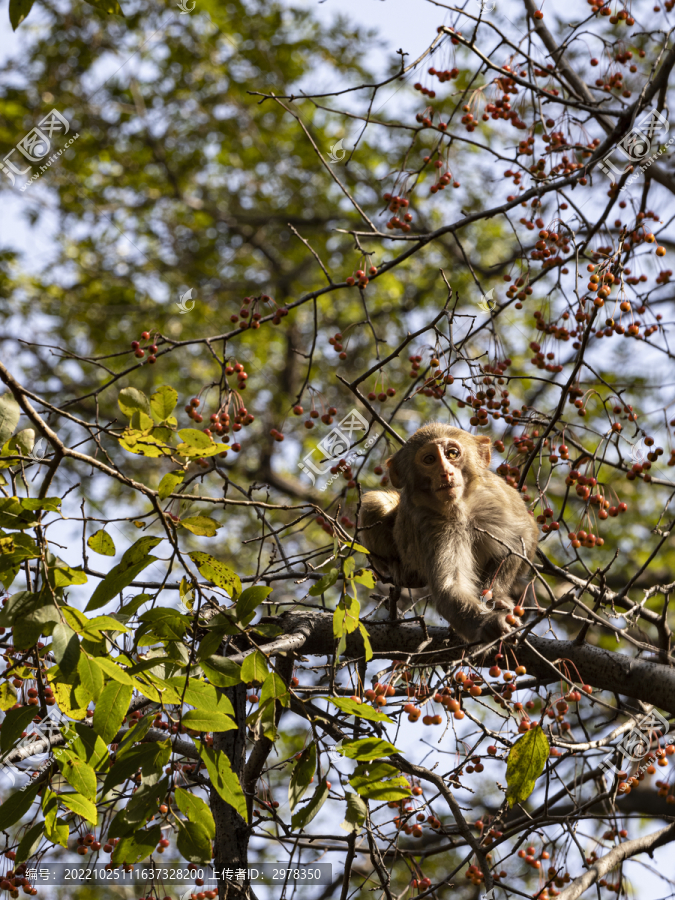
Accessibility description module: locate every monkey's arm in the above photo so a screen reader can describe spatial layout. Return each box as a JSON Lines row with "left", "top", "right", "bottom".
{"left": 358, "top": 491, "right": 426, "bottom": 588}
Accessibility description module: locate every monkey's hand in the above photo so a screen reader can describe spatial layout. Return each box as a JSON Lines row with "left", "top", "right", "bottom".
{"left": 477, "top": 609, "right": 515, "bottom": 643}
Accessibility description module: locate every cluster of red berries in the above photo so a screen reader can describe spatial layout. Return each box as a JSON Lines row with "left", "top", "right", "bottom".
{"left": 459, "top": 385, "right": 513, "bottom": 426}
{"left": 427, "top": 65, "right": 458, "bottom": 82}
{"left": 593, "top": 67, "right": 632, "bottom": 95}
{"left": 383, "top": 193, "right": 413, "bottom": 232}
{"left": 339, "top": 513, "right": 356, "bottom": 528}
{"left": 414, "top": 107, "right": 445, "bottom": 130}
{"left": 130, "top": 330, "right": 158, "bottom": 364}
{"left": 224, "top": 360, "right": 249, "bottom": 390}
{"left": 364, "top": 682, "right": 395, "bottom": 707}
{"left": 483, "top": 358, "right": 512, "bottom": 379}
{"left": 412, "top": 81, "right": 436, "bottom": 98}
{"left": 410, "top": 875, "right": 433, "bottom": 889}
{"left": 373, "top": 464, "right": 389, "bottom": 487}
{"left": 367, "top": 387, "right": 396, "bottom": 402}
{"left": 184, "top": 397, "right": 253, "bottom": 457}
{"left": 587, "top": 0, "right": 635, "bottom": 23}
{"left": 269, "top": 428, "right": 285, "bottom": 443}
{"left": 532, "top": 228, "right": 571, "bottom": 266}
{"left": 294, "top": 404, "right": 337, "bottom": 429}
{"left": 328, "top": 331, "right": 348, "bottom": 358}
{"left": 529, "top": 341, "right": 563, "bottom": 373}
{"left": 330, "top": 459, "right": 356, "bottom": 488}
{"left": 314, "top": 514, "right": 335, "bottom": 536}
{"left": 230, "top": 295, "right": 289, "bottom": 329}
{"left": 535, "top": 507, "right": 560, "bottom": 533}
{"left": 505, "top": 271, "right": 534, "bottom": 303}
{"left": 427, "top": 159, "right": 460, "bottom": 193}
{"left": 346, "top": 266, "right": 376, "bottom": 287}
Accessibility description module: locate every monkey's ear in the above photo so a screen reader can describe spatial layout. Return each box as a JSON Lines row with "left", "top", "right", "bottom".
{"left": 475, "top": 435, "right": 492, "bottom": 467}
{"left": 386, "top": 456, "right": 402, "bottom": 488}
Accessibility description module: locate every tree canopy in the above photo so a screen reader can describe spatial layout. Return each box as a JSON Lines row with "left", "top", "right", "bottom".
{"left": 1, "top": 0, "right": 675, "bottom": 898}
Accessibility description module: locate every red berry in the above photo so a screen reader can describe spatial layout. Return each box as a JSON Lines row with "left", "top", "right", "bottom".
{"left": 131, "top": 340, "right": 139, "bottom": 350}
{"left": 141, "top": 331, "right": 150, "bottom": 340}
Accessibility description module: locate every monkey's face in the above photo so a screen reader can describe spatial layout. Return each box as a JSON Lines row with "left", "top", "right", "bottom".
{"left": 410, "top": 438, "right": 466, "bottom": 510}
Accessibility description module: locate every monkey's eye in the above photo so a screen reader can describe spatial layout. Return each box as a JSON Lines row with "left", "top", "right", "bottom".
{"left": 446, "top": 447, "right": 460, "bottom": 459}
{"left": 423, "top": 454, "right": 436, "bottom": 464}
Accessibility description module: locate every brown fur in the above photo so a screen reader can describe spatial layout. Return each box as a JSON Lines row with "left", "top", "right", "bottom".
{"left": 358, "top": 424, "right": 539, "bottom": 643}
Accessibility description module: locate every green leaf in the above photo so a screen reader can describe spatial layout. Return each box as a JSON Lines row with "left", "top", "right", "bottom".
{"left": 111, "top": 826, "right": 162, "bottom": 866}
{"left": 333, "top": 594, "right": 360, "bottom": 638}
{"left": 51, "top": 622, "right": 80, "bottom": 678}
{"left": 3, "top": 590, "right": 44, "bottom": 626}
{"left": 82, "top": 616, "right": 131, "bottom": 637}
{"left": 54, "top": 749, "right": 97, "bottom": 801}
{"left": 0, "top": 682, "right": 17, "bottom": 711}
{"left": 87, "top": 530, "right": 116, "bottom": 556}
{"left": 165, "top": 677, "right": 234, "bottom": 715}
{"left": 0, "top": 782, "right": 40, "bottom": 830}
{"left": 235, "top": 586, "right": 272, "bottom": 623}
{"left": 358, "top": 623, "right": 373, "bottom": 662}
{"left": 121, "top": 536, "right": 163, "bottom": 566}
{"left": 188, "top": 552, "right": 241, "bottom": 598}
{"left": 77, "top": 653, "right": 104, "bottom": 703}
{"left": 182, "top": 709, "right": 236, "bottom": 732}
{"left": 16, "top": 821, "right": 43, "bottom": 863}
{"left": 337, "top": 738, "right": 401, "bottom": 761}
{"left": 354, "top": 569, "right": 376, "bottom": 588}
{"left": 199, "top": 744, "right": 247, "bottom": 822}
{"left": 150, "top": 385, "right": 178, "bottom": 422}
{"left": 0, "top": 394, "right": 20, "bottom": 445}
{"left": 158, "top": 471, "right": 184, "bottom": 501}
{"left": 309, "top": 568, "right": 339, "bottom": 596}
{"left": 0, "top": 429, "right": 34, "bottom": 461}
{"left": 328, "top": 696, "right": 393, "bottom": 723}
{"left": 345, "top": 543, "right": 371, "bottom": 555}
{"left": 349, "top": 762, "right": 411, "bottom": 801}
{"left": 52, "top": 563, "right": 88, "bottom": 588}
{"left": 118, "top": 387, "right": 151, "bottom": 418}
{"left": 176, "top": 429, "right": 222, "bottom": 459}
{"left": 181, "top": 516, "right": 221, "bottom": 537}
{"left": 115, "top": 712, "right": 154, "bottom": 754}
{"left": 92, "top": 656, "right": 134, "bottom": 686}
{"left": 259, "top": 672, "right": 289, "bottom": 709}
{"left": 119, "top": 593, "right": 151, "bottom": 617}
{"left": 340, "top": 791, "right": 367, "bottom": 834}
{"left": 21, "top": 497, "right": 60, "bottom": 512}
{"left": 175, "top": 787, "right": 216, "bottom": 839}
{"left": 93, "top": 682, "right": 133, "bottom": 744}
{"left": 176, "top": 819, "right": 212, "bottom": 865}
{"left": 102, "top": 742, "right": 170, "bottom": 795}
{"left": 200, "top": 656, "right": 241, "bottom": 687}
{"left": 288, "top": 743, "right": 316, "bottom": 811}
{"left": 9, "top": 0, "right": 35, "bottom": 29}
{"left": 85, "top": 541, "right": 161, "bottom": 612}
{"left": 137, "top": 608, "right": 189, "bottom": 641}
{"left": 70, "top": 723, "right": 109, "bottom": 770}
{"left": 506, "top": 726, "right": 550, "bottom": 808}
{"left": 59, "top": 791, "right": 97, "bottom": 824}
{"left": 291, "top": 777, "right": 329, "bottom": 829}
{"left": 240, "top": 651, "right": 269, "bottom": 685}
{"left": 13, "top": 604, "right": 60, "bottom": 649}
{"left": 0, "top": 706, "right": 41, "bottom": 754}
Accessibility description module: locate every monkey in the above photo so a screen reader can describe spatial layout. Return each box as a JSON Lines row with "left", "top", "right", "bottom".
{"left": 358, "top": 424, "right": 539, "bottom": 643}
